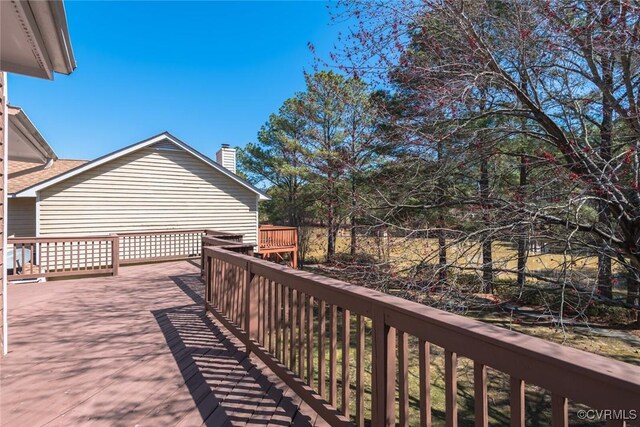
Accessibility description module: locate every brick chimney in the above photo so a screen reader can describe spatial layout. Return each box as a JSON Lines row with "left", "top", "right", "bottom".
{"left": 216, "top": 144, "right": 236, "bottom": 174}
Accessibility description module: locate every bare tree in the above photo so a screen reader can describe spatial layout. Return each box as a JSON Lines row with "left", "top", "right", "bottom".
{"left": 334, "top": 0, "right": 640, "bottom": 321}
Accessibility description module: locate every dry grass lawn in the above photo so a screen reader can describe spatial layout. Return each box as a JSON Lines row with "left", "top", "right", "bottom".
{"left": 303, "top": 228, "right": 603, "bottom": 279}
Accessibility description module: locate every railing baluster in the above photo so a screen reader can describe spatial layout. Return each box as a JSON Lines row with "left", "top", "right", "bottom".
{"left": 27, "top": 243, "right": 33, "bottom": 274}
{"left": 419, "top": 339, "right": 431, "bottom": 427}
{"left": 474, "top": 362, "right": 488, "bottom": 427}
{"left": 12, "top": 244, "right": 17, "bottom": 273}
{"left": 356, "top": 314, "right": 365, "bottom": 427}
{"left": 235, "top": 265, "right": 240, "bottom": 324}
{"left": 40, "top": 242, "right": 44, "bottom": 274}
{"left": 259, "top": 276, "right": 265, "bottom": 345}
{"left": 551, "top": 394, "right": 567, "bottom": 427}
{"left": 290, "top": 289, "right": 298, "bottom": 372}
{"left": 307, "top": 295, "right": 314, "bottom": 387}
{"left": 342, "top": 308, "right": 351, "bottom": 418}
{"left": 239, "top": 264, "right": 245, "bottom": 325}
{"left": 510, "top": 376, "right": 525, "bottom": 427}
{"left": 275, "top": 282, "right": 282, "bottom": 359}
{"left": 445, "top": 350, "right": 457, "bottom": 427}
{"left": 399, "top": 330, "right": 409, "bottom": 427}
{"left": 319, "top": 300, "right": 326, "bottom": 398}
{"left": 269, "top": 278, "right": 275, "bottom": 353}
{"left": 283, "top": 287, "right": 290, "bottom": 367}
{"left": 222, "top": 257, "right": 228, "bottom": 314}
{"left": 22, "top": 242, "right": 26, "bottom": 274}
{"left": 330, "top": 304, "right": 338, "bottom": 407}
{"left": 298, "top": 291, "right": 305, "bottom": 380}
{"left": 234, "top": 265, "right": 240, "bottom": 325}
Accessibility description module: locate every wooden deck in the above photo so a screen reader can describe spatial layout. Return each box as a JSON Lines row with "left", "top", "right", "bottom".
{"left": 0, "top": 260, "right": 326, "bottom": 426}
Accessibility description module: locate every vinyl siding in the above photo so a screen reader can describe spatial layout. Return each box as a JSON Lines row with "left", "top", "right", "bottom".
{"left": 38, "top": 145, "right": 258, "bottom": 244}
{"left": 8, "top": 198, "right": 36, "bottom": 237}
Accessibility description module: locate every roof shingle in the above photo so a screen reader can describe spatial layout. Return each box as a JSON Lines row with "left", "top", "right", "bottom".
{"left": 9, "top": 159, "right": 88, "bottom": 194}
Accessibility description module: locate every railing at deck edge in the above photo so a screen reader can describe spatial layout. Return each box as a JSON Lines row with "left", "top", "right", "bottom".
{"left": 202, "top": 245, "right": 640, "bottom": 427}
{"left": 8, "top": 226, "right": 299, "bottom": 280}
{"left": 7, "top": 229, "right": 250, "bottom": 281}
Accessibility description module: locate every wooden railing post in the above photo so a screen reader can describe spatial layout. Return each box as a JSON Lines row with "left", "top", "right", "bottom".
{"left": 204, "top": 252, "right": 211, "bottom": 312}
{"left": 372, "top": 308, "right": 395, "bottom": 427}
{"left": 244, "top": 260, "right": 258, "bottom": 341}
{"left": 110, "top": 235, "right": 120, "bottom": 276}
{"left": 200, "top": 233, "right": 206, "bottom": 278}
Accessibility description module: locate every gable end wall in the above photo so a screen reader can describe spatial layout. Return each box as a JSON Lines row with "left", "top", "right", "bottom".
{"left": 38, "top": 145, "right": 258, "bottom": 244}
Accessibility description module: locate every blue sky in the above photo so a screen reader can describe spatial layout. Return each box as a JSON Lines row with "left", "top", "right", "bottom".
{"left": 8, "top": 1, "right": 344, "bottom": 160}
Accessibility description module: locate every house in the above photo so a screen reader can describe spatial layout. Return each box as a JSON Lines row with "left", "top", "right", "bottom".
{"left": 1, "top": 0, "right": 77, "bottom": 354}
{"left": 7, "top": 106, "right": 86, "bottom": 239}
{"left": 8, "top": 127, "right": 268, "bottom": 247}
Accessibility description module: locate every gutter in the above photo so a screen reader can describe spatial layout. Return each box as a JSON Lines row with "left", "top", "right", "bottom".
{"left": 28, "top": 0, "right": 77, "bottom": 75}
{"left": 48, "top": 0, "right": 76, "bottom": 74}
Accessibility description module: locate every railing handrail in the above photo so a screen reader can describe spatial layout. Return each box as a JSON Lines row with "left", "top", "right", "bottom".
{"left": 114, "top": 229, "right": 206, "bottom": 237}
{"left": 203, "top": 246, "right": 640, "bottom": 413}
{"left": 8, "top": 236, "right": 118, "bottom": 243}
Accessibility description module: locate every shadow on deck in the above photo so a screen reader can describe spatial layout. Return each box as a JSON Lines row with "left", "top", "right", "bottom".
{"left": 0, "top": 261, "right": 323, "bottom": 426}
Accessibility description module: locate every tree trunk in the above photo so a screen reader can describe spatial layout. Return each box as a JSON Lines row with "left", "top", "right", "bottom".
{"left": 438, "top": 227, "right": 447, "bottom": 284}
{"left": 480, "top": 158, "right": 493, "bottom": 293}
{"left": 597, "top": 220, "right": 612, "bottom": 299}
{"left": 627, "top": 257, "right": 640, "bottom": 305}
{"left": 516, "top": 155, "right": 528, "bottom": 290}
{"left": 326, "top": 170, "right": 336, "bottom": 262}
{"left": 436, "top": 141, "right": 447, "bottom": 284}
{"left": 482, "top": 238, "right": 493, "bottom": 293}
{"left": 287, "top": 185, "right": 295, "bottom": 226}
{"left": 597, "top": 52, "right": 614, "bottom": 299}
{"left": 350, "top": 177, "right": 357, "bottom": 257}
{"left": 627, "top": 257, "right": 640, "bottom": 327}
{"left": 327, "top": 215, "right": 336, "bottom": 263}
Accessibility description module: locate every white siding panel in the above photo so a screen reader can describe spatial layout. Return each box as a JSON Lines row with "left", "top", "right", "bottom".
{"left": 8, "top": 198, "right": 35, "bottom": 237}
{"left": 39, "top": 147, "right": 258, "bottom": 244}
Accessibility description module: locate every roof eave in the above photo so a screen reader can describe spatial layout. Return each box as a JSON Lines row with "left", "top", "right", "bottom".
{"left": 29, "top": 0, "right": 77, "bottom": 75}
{"left": 1, "top": 0, "right": 76, "bottom": 80}
{"left": 8, "top": 105, "right": 58, "bottom": 161}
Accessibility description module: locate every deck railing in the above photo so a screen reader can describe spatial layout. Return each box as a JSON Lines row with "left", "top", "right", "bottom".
{"left": 7, "top": 229, "right": 249, "bottom": 281}
{"left": 7, "top": 236, "right": 118, "bottom": 280}
{"left": 202, "top": 245, "right": 640, "bottom": 427}
{"left": 118, "top": 229, "right": 206, "bottom": 265}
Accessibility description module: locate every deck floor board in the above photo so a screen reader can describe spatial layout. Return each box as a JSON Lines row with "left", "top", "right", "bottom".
{"left": 0, "top": 261, "right": 321, "bottom": 426}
